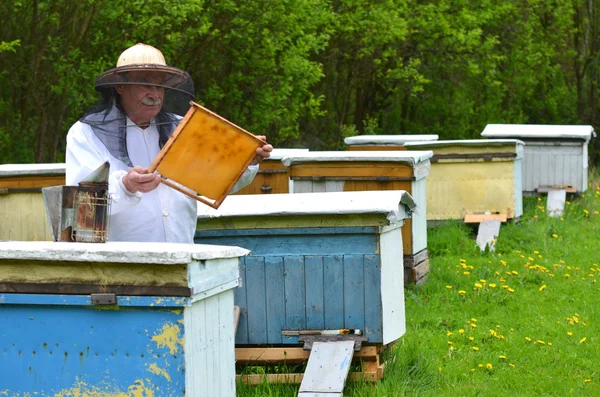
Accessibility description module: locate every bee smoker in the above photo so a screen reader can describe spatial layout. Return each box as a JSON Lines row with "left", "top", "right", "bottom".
{"left": 42, "top": 162, "right": 111, "bottom": 243}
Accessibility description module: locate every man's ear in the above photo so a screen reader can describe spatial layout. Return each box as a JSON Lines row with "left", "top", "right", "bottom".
{"left": 115, "top": 84, "right": 124, "bottom": 94}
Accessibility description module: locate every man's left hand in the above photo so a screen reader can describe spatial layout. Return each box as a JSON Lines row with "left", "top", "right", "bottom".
{"left": 251, "top": 135, "right": 273, "bottom": 165}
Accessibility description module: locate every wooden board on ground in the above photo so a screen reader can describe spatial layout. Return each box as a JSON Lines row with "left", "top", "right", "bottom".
{"left": 464, "top": 213, "right": 507, "bottom": 223}
{"left": 298, "top": 341, "right": 355, "bottom": 396}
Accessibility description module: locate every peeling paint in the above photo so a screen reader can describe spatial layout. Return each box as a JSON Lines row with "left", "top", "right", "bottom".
{"left": 7, "top": 379, "right": 156, "bottom": 397}
{"left": 147, "top": 363, "right": 171, "bottom": 382}
{"left": 151, "top": 323, "right": 183, "bottom": 355}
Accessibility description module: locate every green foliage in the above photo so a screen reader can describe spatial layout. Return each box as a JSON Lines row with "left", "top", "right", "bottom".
{"left": 1, "top": 0, "right": 599, "bottom": 163}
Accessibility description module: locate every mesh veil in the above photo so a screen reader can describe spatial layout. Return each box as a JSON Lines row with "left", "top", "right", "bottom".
{"left": 80, "top": 68, "right": 195, "bottom": 167}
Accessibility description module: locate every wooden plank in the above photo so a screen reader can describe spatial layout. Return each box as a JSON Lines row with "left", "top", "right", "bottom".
{"left": 298, "top": 341, "right": 355, "bottom": 394}
{"left": 0, "top": 260, "right": 187, "bottom": 287}
{"left": 265, "top": 256, "right": 286, "bottom": 344}
{"left": 305, "top": 256, "right": 325, "bottom": 330}
{"left": 0, "top": 283, "right": 190, "bottom": 297}
{"left": 246, "top": 256, "right": 267, "bottom": 344}
{"left": 537, "top": 186, "right": 576, "bottom": 193}
{"left": 363, "top": 255, "right": 382, "bottom": 341}
{"left": 404, "top": 259, "right": 430, "bottom": 285}
{"left": 236, "top": 371, "right": 378, "bottom": 385}
{"left": 323, "top": 256, "right": 344, "bottom": 330}
{"left": 464, "top": 213, "right": 507, "bottom": 223}
{"left": 546, "top": 189, "right": 566, "bottom": 217}
{"left": 284, "top": 256, "right": 306, "bottom": 331}
{"left": 0, "top": 175, "right": 65, "bottom": 189}
{"left": 476, "top": 220, "right": 501, "bottom": 252}
{"left": 289, "top": 162, "right": 415, "bottom": 179}
{"left": 403, "top": 249, "right": 429, "bottom": 268}
{"left": 235, "top": 346, "right": 379, "bottom": 364}
{"left": 344, "top": 255, "right": 365, "bottom": 331}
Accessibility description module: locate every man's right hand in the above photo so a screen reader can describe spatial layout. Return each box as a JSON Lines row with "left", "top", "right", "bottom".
{"left": 122, "top": 166, "right": 162, "bottom": 193}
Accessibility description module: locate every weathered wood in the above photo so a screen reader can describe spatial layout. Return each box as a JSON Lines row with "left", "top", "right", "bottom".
{"left": 0, "top": 283, "right": 191, "bottom": 296}
{"left": 298, "top": 341, "right": 355, "bottom": 395}
{"left": 289, "top": 162, "right": 416, "bottom": 179}
{"left": 234, "top": 346, "right": 380, "bottom": 364}
{"left": 464, "top": 213, "right": 508, "bottom": 223}
{"left": 0, "top": 260, "right": 188, "bottom": 287}
{"left": 0, "top": 175, "right": 65, "bottom": 189}
{"left": 403, "top": 249, "right": 428, "bottom": 267}
{"left": 404, "top": 258, "right": 429, "bottom": 285}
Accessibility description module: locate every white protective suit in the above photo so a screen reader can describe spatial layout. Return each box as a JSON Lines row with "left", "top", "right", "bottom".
{"left": 66, "top": 118, "right": 258, "bottom": 243}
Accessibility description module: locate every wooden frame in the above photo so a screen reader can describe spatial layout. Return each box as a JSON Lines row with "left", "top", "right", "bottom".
{"left": 148, "top": 101, "right": 264, "bottom": 209}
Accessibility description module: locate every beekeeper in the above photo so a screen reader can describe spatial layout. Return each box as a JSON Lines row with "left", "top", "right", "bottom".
{"left": 66, "top": 43, "right": 273, "bottom": 243}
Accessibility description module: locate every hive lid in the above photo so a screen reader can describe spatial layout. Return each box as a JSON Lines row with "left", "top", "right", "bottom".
{"left": 281, "top": 150, "right": 433, "bottom": 166}
{"left": 344, "top": 134, "right": 439, "bottom": 146}
{"left": 0, "top": 163, "right": 66, "bottom": 177}
{"left": 266, "top": 148, "right": 309, "bottom": 160}
{"left": 197, "top": 190, "right": 416, "bottom": 225}
{"left": 481, "top": 124, "right": 595, "bottom": 141}
{"left": 403, "top": 139, "right": 525, "bottom": 149}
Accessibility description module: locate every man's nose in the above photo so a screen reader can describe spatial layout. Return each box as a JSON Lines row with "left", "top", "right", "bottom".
{"left": 146, "top": 85, "right": 161, "bottom": 97}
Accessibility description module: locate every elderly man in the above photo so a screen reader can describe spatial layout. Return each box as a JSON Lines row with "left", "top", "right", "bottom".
{"left": 66, "top": 43, "right": 272, "bottom": 243}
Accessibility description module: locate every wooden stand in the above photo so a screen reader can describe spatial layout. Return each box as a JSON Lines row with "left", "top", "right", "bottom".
{"left": 235, "top": 345, "right": 386, "bottom": 384}
{"left": 404, "top": 249, "right": 429, "bottom": 285}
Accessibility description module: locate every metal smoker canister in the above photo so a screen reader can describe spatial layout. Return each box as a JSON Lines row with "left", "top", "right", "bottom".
{"left": 72, "top": 180, "right": 110, "bottom": 243}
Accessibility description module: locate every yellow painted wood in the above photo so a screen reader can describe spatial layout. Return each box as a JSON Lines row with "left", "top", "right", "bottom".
{"left": 197, "top": 213, "right": 391, "bottom": 231}
{"left": 234, "top": 160, "right": 290, "bottom": 195}
{"left": 0, "top": 260, "right": 187, "bottom": 286}
{"left": 426, "top": 144, "right": 516, "bottom": 156}
{"left": 0, "top": 193, "right": 52, "bottom": 241}
{"left": 290, "top": 162, "right": 415, "bottom": 178}
{"left": 426, "top": 161, "right": 515, "bottom": 220}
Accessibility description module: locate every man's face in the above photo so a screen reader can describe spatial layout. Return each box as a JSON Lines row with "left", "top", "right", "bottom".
{"left": 116, "top": 71, "right": 166, "bottom": 126}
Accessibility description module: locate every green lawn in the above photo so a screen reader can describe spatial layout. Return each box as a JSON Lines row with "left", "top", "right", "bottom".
{"left": 238, "top": 180, "right": 600, "bottom": 397}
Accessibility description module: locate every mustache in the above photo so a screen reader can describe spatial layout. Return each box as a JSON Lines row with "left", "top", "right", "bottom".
{"left": 141, "top": 97, "right": 163, "bottom": 106}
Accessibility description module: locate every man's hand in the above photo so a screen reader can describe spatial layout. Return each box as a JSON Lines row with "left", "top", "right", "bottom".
{"left": 122, "top": 166, "right": 162, "bottom": 193}
{"left": 251, "top": 135, "right": 273, "bottom": 165}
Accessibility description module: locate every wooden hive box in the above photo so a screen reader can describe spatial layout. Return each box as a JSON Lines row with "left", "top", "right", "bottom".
{"left": 481, "top": 124, "right": 595, "bottom": 194}
{"left": 196, "top": 191, "right": 415, "bottom": 345}
{"left": 233, "top": 148, "right": 308, "bottom": 195}
{"left": 0, "top": 163, "right": 66, "bottom": 241}
{"left": 344, "top": 134, "right": 439, "bottom": 151}
{"left": 280, "top": 150, "right": 432, "bottom": 283}
{"left": 0, "top": 241, "right": 248, "bottom": 397}
{"left": 403, "top": 139, "right": 524, "bottom": 221}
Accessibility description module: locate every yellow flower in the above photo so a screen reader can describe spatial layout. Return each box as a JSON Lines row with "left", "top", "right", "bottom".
{"left": 474, "top": 283, "right": 483, "bottom": 288}
{"left": 447, "top": 341, "right": 453, "bottom": 345}
{"left": 499, "top": 355, "right": 507, "bottom": 359}
{"left": 460, "top": 258, "right": 467, "bottom": 263}
{"left": 564, "top": 274, "right": 571, "bottom": 278}
{"left": 525, "top": 337, "right": 532, "bottom": 342}
{"left": 446, "top": 285, "right": 453, "bottom": 289}
{"left": 458, "top": 329, "right": 465, "bottom": 334}
{"left": 480, "top": 279, "right": 487, "bottom": 284}
{"left": 552, "top": 234, "right": 558, "bottom": 238}
{"left": 473, "top": 347, "right": 479, "bottom": 351}
{"left": 489, "top": 283, "right": 497, "bottom": 288}
{"left": 469, "top": 336, "right": 475, "bottom": 341}
{"left": 507, "top": 288, "right": 515, "bottom": 293}
{"left": 447, "top": 331, "right": 453, "bottom": 336}
{"left": 567, "top": 332, "right": 573, "bottom": 336}
{"left": 580, "top": 337, "right": 587, "bottom": 343}
{"left": 471, "top": 318, "right": 477, "bottom": 322}
{"left": 458, "top": 290, "right": 466, "bottom": 296}
{"left": 548, "top": 342, "right": 553, "bottom": 346}
{"left": 512, "top": 270, "right": 519, "bottom": 275}
{"left": 478, "top": 364, "right": 483, "bottom": 368}
{"left": 464, "top": 271, "right": 471, "bottom": 275}
{"left": 509, "top": 363, "right": 515, "bottom": 368}
{"left": 539, "top": 285, "right": 547, "bottom": 291}
{"left": 470, "top": 323, "right": 477, "bottom": 328}
{"left": 536, "top": 340, "right": 546, "bottom": 345}
{"left": 486, "top": 363, "right": 493, "bottom": 369}
{"left": 584, "top": 379, "right": 592, "bottom": 383}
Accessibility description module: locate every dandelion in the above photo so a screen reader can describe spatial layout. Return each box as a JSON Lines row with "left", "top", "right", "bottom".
{"left": 446, "top": 285, "right": 453, "bottom": 289}
{"left": 512, "top": 270, "right": 519, "bottom": 275}
{"left": 580, "top": 337, "right": 587, "bottom": 343}
{"left": 469, "top": 336, "right": 475, "bottom": 341}
{"left": 489, "top": 283, "right": 497, "bottom": 288}
{"left": 471, "top": 318, "right": 477, "bottom": 322}
{"left": 447, "top": 331, "right": 453, "bottom": 336}
{"left": 447, "top": 341, "right": 453, "bottom": 345}
{"left": 474, "top": 283, "right": 483, "bottom": 289}
{"left": 499, "top": 355, "right": 507, "bottom": 360}
{"left": 480, "top": 279, "right": 487, "bottom": 284}
{"left": 552, "top": 234, "right": 558, "bottom": 238}
{"left": 564, "top": 274, "right": 571, "bottom": 278}
{"left": 548, "top": 342, "right": 553, "bottom": 346}
{"left": 507, "top": 288, "right": 515, "bottom": 293}
{"left": 478, "top": 364, "right": 483, "bottom": 368}
{"left": 458, "top": 329, "right": 465, "bottom": 334}
{"left": 534, "top": 250, "right": 539, "bottom": 254}
{"left": 525, "top": 337, "right": 532, "bottom": 342}
{"left": 536, "top": 340, "right": 546, "bottom": 345}
{"left": 584, "top": 209, "right": 589, "bottom": 216}
{"left": 486, "top": 363, "right": 493, "bottom": 369}
{"left": 464, "top": 271, "right": 471, "bottom": 275}
{"left": 585, "top": 379, "right": 592, "bottom": 383}
{"left": 473, "top": 347, "right": 480, "bottom": 351}
{"left": 458, "top": 290, "right": 466, "bottom": 296}
{"left": 509, "top": 363, "right": 515, "bottom": 368}
{"left": 539, "top": 285, "right": 547, "bottom": 292}
{"left": 470, "top": 323, "right": 477, "bottom": 329}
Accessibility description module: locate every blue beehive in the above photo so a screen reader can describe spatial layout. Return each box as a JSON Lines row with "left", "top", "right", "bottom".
{"left": 196, "top": 190, "right": 416, "bottom": 346}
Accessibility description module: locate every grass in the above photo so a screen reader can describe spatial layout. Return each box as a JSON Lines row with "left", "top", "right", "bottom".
{"left": 237, "top": 178, "right": 600, "bottom": 397}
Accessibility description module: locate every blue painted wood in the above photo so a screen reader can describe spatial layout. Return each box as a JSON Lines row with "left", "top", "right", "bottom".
{"left": 235, "top": 257, "right": 249, "bottom": 344}
{"left": 0, "top": 294, "right": 188, "bottom": 307}
{"left": 363, "top": 255, "right": 383, "bottom": 340}
{"left": 344, "top": 255, "right": 365, "bottom": 331}
{"left": 284, "top": 256, "right": 306, "bottom": 330}
{"left": 265, "top": 256, "right": 286, "bottom": 344}
{"left": 305, "top": 256, "right": 325, "bottom": 330}
{"left": 323, "top": 255, "right": 345, "bottom": 330}
{"left": 195, "top": 227, "right": 379, "bottom": 256}
{"left": 0, "top": 297, "right": 185, "bottom": 394}
{"left": 197, "top": 226, "right": 378, "bottom": 237}
{"left": 246, "top": 256, "right": 267, "bottom": 344}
